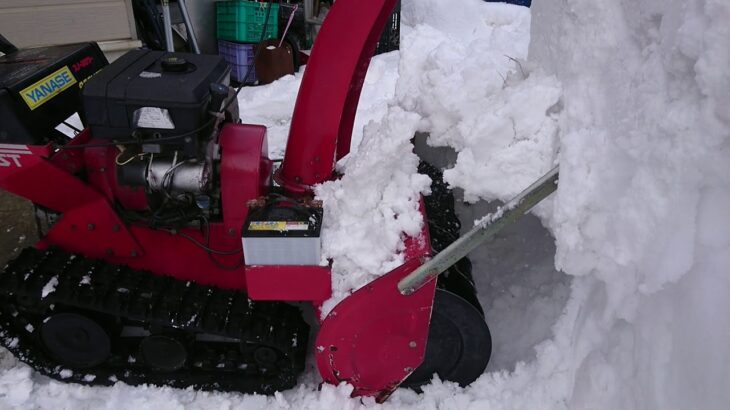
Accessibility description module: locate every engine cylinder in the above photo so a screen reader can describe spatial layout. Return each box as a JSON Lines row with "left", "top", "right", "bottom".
{"left": 147, "top": 160, "right": 209, "bottom": 193}
{"left": 118, "top": 159, "right": 209, "bottom": 194}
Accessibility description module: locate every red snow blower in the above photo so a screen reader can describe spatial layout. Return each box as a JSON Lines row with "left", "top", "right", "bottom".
{"left": 0, "top": 0, "right": 557, "bottom": 401}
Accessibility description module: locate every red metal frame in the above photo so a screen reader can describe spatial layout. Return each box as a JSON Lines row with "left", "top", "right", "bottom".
{"left": 245, "top": 264, "right": 331, "bottom": 301}
{"left": 0, "top": 125, "right": 332, "bottom": 302}
{"left": 276, "top": 0, "right": 399, "bottom": 193}
{"left": 219, "top": 124, "right": 270, "bottom": 233}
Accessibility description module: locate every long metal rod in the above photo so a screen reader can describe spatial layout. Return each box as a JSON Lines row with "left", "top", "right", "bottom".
{"left": 162, "top": 0, "right": 175, "bottom": 52}
{"left": 398, "top": 166, "right": 560, "bottom": 296}
{"left": 177, "top": 0, "right": 201, "bottom": 54}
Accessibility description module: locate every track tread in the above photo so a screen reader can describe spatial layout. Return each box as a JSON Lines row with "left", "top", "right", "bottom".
{"left": 0, "top": 247, "right": 309, "bottom": 394}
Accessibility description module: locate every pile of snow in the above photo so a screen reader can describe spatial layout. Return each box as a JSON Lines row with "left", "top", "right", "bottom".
{"left": 237, "top": 51, "right": 400, "bottom": 160}
{"left": 315, "top": 108, "right": 431, "bottom": 315}
{"left": 528, "top": 0, "right": 730, "bottom": 408}
{"left": 2, "top": 0, "right": 728, "bottom": 408}
{"left": 401, "top": 0, "right": 560, "bottom": 202}
{"left": 317, "top": 0, "right": 545, "bottom": 312}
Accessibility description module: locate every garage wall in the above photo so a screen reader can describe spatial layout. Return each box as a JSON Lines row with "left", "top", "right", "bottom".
{"left": 0, "top": 0, "right": 139, "bottom": 58}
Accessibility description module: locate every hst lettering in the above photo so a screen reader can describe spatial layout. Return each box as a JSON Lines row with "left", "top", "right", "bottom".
{"left": 0, "top": 154, "right": 22, "bottom": 168}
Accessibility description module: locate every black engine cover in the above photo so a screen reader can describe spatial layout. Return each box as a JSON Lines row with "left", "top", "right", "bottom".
{"left": 0, "top": 42, "right": 107, "bottom": 144}
{"left": 82, "top": 50, "right": 230, "bottom": 152}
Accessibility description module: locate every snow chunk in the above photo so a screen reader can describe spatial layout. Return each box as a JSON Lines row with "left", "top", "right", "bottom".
{"left": 41, "top": 276, "right": 59, "bottom": 299}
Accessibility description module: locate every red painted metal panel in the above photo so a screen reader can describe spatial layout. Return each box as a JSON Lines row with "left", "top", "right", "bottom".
{"left": 219, "top": 123, "right": 271, "bottom": 232}
{"left": 41, "top": 199, "right": 141, "bottom": 260}
{"left": 0, "top": 139, "right": 142, "bottom": 260}
{"left": 49, "top": 130, "right": 91, "bottom": 174}
{"left": 315, "top": 204, "right": 434, "bottom": 400}
{"left": 245, "top": 264, "right": 332, "bottom": 302}
{"left": 0, "top": 143, "right": 99, "bottom": 212}
{"left": 276, "top": 0, "right": 398, "bottom": 193}
{"left": 121, "top": 224, "right": 248, "bottom": 289}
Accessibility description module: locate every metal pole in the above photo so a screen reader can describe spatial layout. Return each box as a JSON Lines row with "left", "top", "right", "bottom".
{"left": 161, "top": 0, "right": 175, "bottom": 52}
{"left": 177, "top": 0, "right": 201, "bottom": 54}
{"left": 398, "top": 166, "right": 560, "bottom": 296}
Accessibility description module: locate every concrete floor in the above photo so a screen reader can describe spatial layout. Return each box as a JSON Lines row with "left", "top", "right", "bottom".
{"left": 0, "top": 191, "right": 38, "bottom": 267}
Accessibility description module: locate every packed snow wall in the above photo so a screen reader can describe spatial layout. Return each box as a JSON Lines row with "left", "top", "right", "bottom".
{"left": 528, "top": 0, "right": 730, "bottom": 408}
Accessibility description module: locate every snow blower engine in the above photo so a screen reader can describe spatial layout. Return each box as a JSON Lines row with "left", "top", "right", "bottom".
{"left": 0, "top": 0, "right": 497, "bottom": 401}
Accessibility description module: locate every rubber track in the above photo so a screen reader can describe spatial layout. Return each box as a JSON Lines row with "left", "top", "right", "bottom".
{"left": 418, "top": 162, "right": 483, "bottom": 314}
{"left": 0, "top": 247, "right": 308, "bottom": 393}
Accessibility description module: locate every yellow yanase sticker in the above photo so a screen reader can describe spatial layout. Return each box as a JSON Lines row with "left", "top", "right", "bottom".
{"left": 20, "top": 66, "right": 77, "bottom": 110}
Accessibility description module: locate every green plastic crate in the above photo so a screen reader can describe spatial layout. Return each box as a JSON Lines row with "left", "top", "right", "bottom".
{"left": 216, "top": 1, "right": 279, "bottom": 43}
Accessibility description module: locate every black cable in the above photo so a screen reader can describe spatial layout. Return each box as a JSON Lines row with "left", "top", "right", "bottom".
{"left": 177, "top": 231, "right": 241, "bottom": 256}
{"left": 59, "top": 118, "right": 215, "bottom": 150}
{"left": 160, "top": 156, "right": 193, "bottom": 200}
{"left": 201, "top": 215, "right": 244, "bottom": 270}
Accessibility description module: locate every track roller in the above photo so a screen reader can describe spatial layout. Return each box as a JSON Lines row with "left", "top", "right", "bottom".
{"left": 40, "top": 313, "right": 111, "bottom": 368}
{"left": 139, "top": 335, "right": 188, "bottom": 371}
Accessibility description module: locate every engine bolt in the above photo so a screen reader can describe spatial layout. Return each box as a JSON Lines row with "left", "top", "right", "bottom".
{"left": 87, "top": 223, "right": 95, "bottom": 231}
{"left": 130, "top": 250, "right": 138, "bottom": 257}
{"left": 408, "top": 341, "right": 417, "bottom": 348}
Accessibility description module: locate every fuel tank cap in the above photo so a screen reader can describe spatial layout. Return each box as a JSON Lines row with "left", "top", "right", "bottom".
{"left": 161, "top": 56, "right": 188, "bottom": 72}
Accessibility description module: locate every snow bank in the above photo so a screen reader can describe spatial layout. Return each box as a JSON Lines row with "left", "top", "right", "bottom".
{"left": 400, "top": 0, "right": 559, "bottom": 202}
{"left": 528, "top": 0, "right": 730, "bottom": 408}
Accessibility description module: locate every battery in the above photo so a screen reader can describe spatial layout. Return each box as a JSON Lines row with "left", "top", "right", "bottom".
{"left": 242, "top": 201, "right": 323, "bottom": 266}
